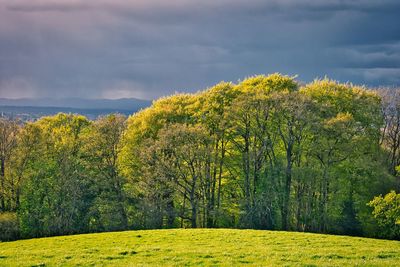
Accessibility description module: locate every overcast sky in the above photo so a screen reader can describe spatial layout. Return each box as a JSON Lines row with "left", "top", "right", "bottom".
{"left": 0, "top": 0, "right": 399, "bottom": 100}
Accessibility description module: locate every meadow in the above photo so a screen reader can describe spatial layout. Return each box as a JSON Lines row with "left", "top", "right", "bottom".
{"left": 0, "top": 229, "right": 399, "bottom": 266}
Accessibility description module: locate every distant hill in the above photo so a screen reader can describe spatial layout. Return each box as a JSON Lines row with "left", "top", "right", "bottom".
{"left": 0, "top": 97, "right": 152, "bottom": 110}
{"left": 0, "top": 98, "right": 152, "bottom": 120}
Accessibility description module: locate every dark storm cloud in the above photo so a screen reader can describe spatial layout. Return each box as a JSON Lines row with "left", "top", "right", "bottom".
{"left": 0, "top": 0, "right": 399, "bottom": 99}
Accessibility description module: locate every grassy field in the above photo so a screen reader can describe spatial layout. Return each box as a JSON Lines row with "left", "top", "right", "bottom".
{"left": 0, "top": 229, "right": 399, "bottom": 266}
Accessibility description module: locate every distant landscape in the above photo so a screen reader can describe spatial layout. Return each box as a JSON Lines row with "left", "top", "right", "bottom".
{"left": 0, "top": 98, "right": 151, "bottom": 121}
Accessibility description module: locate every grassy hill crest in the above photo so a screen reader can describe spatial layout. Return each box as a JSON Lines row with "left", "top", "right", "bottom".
{"left": 1, "top": 229, "right": 399, "bottom": 266}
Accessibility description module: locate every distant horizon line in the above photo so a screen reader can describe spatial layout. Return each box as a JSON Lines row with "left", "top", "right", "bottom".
{"left": 0, "top": 96, "right": 153, "bottom": 101}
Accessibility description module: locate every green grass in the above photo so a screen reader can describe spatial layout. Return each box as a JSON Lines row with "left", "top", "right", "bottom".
{"left": 0, "top": 229, "right": 399, "bottom": 266}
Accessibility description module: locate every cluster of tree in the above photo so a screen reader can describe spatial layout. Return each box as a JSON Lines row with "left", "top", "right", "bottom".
{"left": 0, "top": 74, "right": 399, "bottom": 240}
{"left": 368, "top": 191, "right": 400, "bottom": 239}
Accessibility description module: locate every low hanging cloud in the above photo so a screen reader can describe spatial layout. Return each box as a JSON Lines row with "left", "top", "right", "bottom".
{"left": 0, "top": 0, "right": 399, "bottom": 99}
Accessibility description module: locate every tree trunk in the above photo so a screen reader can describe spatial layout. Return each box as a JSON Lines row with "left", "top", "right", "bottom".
{"left": 282, "top": 140, "right": 293, "bottom": 231}
{"left": 166, "top": 199, "right": 175, "bottom": 228}
{"left": 216, "top": 139, "right": 225, "bottom": 210}
{"left": 243, "top": 127, "right": 251, "bottom": 216}
{"left": 0, "top": 158, "right": 5, "bottom": 211}
{"left": 190, "top": 175, "right": 197, "bottom": 228}
{"left": 320, "top": 166, "right": 329, "bottom": 232}
{"left": 191, "top": 201, "right": 197, "bottom": 228}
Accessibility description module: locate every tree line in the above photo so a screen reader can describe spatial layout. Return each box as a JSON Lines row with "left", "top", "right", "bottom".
{"left": 0, "top": 74, "right": 399, "bottom": 240}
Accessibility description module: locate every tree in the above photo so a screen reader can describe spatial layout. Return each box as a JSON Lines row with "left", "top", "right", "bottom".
{"left": 141, "top": 124, "right": 213, "bottom": 228}
{"left": 271, "top": 91, "right": 312, "bottom": 230}
{"left": 301, "top": 79, "right": 383, "bottom": 233}
{"left": 0, "top": 118, "right": 19, "bottom": 211}
{"left": 19, "top": 114, "right": 90, "bottom": 237}
{"left": 368, "top": 191, "right": 400, "bottom": 239}
{"left": 119, "top": 94, "right": 199, "bottom": 229}
{"left": 81, "top": 114, "right": 128, "bottom": 231}
{"left": 195, "top": 82, "right": 237, "bottom": 227}
{"left": 225, "top": 74, "right": 300, "bottom": 229}
{"left": 378, "top": 88, "right": 400, "bottom": 176}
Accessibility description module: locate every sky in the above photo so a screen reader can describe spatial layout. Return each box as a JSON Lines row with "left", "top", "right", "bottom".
{"left": 0, "top": 0, "right": 399, "bottom": 100}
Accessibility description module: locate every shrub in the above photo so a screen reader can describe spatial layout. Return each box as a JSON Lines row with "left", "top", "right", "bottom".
{"left": 368, "top": 191, "right": 400, "bottom": 240}
{"left": 0, "top": 212, "right": 20, "bottom": 241}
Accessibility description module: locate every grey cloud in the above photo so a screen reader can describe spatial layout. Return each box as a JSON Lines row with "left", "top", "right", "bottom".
{"left": 329, "top": 43, "right": 400, "bottom": 69}
{"left": 0, "top": 0, "right": 399, "bottom": 99}
{"left": 6, "top": 3, "right": 91, "bottom": 13}
{"left": 338, "top": 68, "right": 400, "bottom": 86}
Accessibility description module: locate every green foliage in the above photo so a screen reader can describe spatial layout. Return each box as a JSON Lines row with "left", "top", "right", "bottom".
{"left": 0, "top": 118, "right": 19, "bottom": 212}
{"left": 18, "top": 114, "right": 91, "bottom": 237}
{"left": 368, "top": 191, "right": 400, "bottom": 239}
{"left": 0, "top": 212, "right": 19, "bottom": 241}
{"left": 116, "top": 74, "right": 395, "bottom": 237}
{"left": 236, "top": 73, "right": 297, "bottom": 94}
{"left": 1, "top": 73, "right": 398, "bottom": 241}
{"left": 81, "top": 114, "right": 129, "bottom": 232}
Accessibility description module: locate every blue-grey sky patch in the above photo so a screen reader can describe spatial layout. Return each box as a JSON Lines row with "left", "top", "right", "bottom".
{"left": 0, "top": 0, "right": 399, "bottom": 100}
